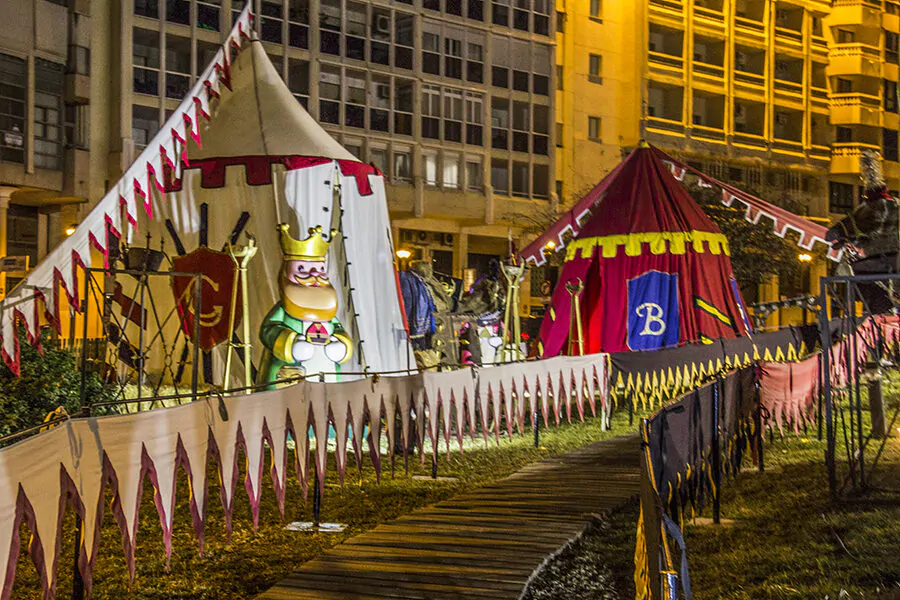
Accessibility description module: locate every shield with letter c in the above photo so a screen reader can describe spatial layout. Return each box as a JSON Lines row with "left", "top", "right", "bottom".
{"left": 171, "top": 247, "right": 241, "bottom": 350}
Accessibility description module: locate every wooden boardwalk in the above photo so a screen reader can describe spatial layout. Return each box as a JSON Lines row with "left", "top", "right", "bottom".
{"left": 259, "top": 434, "right": 640, "bottom": 600}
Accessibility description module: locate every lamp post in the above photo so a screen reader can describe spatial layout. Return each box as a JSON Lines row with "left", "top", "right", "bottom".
{"left": 799, "top": 253, "right": 812, "bottom": 324}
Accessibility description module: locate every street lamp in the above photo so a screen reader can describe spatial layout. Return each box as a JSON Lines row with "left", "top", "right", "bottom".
{"left": 65, "top": 224, "right": 78, "bottom": 237}
{"left": 798, "top": 254, "right": 812, "bottom": 323}
{"left": 396, "top": 248, "right": 412, "bottom": 259}
{"left": 798, "top": 253, "right": 812, "bottom": 263}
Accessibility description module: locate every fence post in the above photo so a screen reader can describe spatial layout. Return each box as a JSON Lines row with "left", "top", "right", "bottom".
{"left": 639, "top": 419, "right": 661, "bottom": 600}
{"left": 819, "top": 277, "right": 837, "bottom": 499}
{"left": 712, "top": 377, "right": 722, "bottom": 525}
{"left": 755, "top": 366, "right": 764, "bottom": 473}
{"left": 533, "top": 410, "right": 539, "bottom": 448}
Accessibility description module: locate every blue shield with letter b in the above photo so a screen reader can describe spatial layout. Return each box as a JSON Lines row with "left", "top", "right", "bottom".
{"left": 627, "top": 271, "right": 679, "bottom": 351}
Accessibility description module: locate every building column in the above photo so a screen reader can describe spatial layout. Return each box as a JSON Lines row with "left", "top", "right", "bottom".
{"left": 452, "top": 230, "right": 469, "bottom": 279}
{"left": 0, "top": 188, "right": 13, "bottom": 298}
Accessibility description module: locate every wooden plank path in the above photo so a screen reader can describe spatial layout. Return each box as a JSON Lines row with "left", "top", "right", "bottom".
{"left": 259, "top": 434, "right": 640, "bottom": 600}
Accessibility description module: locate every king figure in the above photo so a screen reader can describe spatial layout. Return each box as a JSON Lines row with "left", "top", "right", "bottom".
{"left": 258, "top": 224, "right": 353, "bottom": 386}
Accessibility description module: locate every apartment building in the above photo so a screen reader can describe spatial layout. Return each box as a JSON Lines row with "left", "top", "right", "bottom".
{"left": 1, "top": 0, "right": 95, "bottom": 295}
{"left": 555, "top": 0, "right": 900, "bottom": 319}
{"left": 124, "top": 0, "right": 557, "bottom": 287}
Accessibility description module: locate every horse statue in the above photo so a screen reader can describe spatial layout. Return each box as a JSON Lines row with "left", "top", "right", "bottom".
{"left": 825, "top": 150, "right": 900, "bottom": 313}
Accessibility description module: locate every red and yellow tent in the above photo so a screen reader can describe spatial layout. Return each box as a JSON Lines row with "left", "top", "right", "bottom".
{"left": 538, "top": 146, "right": 752, "bottom": 356}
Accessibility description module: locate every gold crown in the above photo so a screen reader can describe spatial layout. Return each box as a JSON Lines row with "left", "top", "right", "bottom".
{"left": 277, "top": 224, "right": 336, "bottom": 260}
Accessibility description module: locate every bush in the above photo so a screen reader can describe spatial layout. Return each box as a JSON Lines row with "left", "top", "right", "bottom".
{"left": 0, "top": 328, "right": 117, "bottom": 440}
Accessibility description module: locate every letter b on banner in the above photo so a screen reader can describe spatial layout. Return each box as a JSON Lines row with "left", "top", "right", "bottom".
{"left": 627, "top": 271, "right": 679, "bottom": 351}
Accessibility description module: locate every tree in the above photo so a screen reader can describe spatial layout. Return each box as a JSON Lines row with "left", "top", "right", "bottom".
{"left": 689, "top": 184, "right": 805, "bottom": 300}
{"left": 0, "top": 329, "right": 116, "bottom": 439}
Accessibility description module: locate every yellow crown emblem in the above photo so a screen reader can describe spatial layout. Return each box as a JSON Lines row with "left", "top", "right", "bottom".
{"left": 277, "top": 223, "right": 336, "bottom": 261}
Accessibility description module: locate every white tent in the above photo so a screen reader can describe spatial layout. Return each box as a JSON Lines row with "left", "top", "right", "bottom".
{"left": 0, "top": 5, "right": 413, "bottom": 379}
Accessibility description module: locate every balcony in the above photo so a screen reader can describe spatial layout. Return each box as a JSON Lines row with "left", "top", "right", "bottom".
{"left": 811, "top": 86, "right": 829, "bottom": 109}
{"left": 810, "top": 144, "right": 831, "bottom": 162}
{"left": 694, "top": 6, "right": 725, "bottom": 34}
{"left": 830, "top": 142, "right": 883, "bottom": 176}
{"left": 734, "top": 70, "right": 766, "bottom": 100}
{"left": 774, "top": 26, "right": 803, "bottom": 52}
{"left": 733, "top": 131, "right": 767, "bottom": 150}
{"left": 829, "top": 0, "right": 883, "bottom": 29}
{"left": 648, "top": 51, "right": 685, "bottom": 83}
{"left": 827, "top": 43, "right": 883, "bottom": 79}
{"left": 645, "top": 116, "right": 684, "bottom": 136}
{"left": 773, "top": 79, "right": 804, "bottom": 109}
{"left": 830, "top": 93, "right": 883, "bottom": 127}
{"left": 693, "top": 61, "right": 725, "bottom": 88}
{"left": 772, "top": 138, "right": 804, "bottom": 156}
{"left": 734, "top": 16, "right": 765, "bottom": 46}
{"left": 691, "top": 124, "right": 726, "bottom": 143}
{"left": 649, "top": 0, "right": 683, "bottom": 24}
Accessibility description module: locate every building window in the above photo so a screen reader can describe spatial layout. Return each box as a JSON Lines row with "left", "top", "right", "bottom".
{"left": 836, "top": 78, "right": 853, "bottom": 94}
{"left": 513, "top": 0, "right": 529, "bottom": 31}
{"left": 319, "top": 67, "right": 341, "bottom": 124}
{"left": 395, "top": 79, "right": 414, "bottom": 135}
{"left": 829, "top": 181, "right": 854, "bottom": 214}
{"left": 533, "top": 0, "right": 550, "bottom": 36}
{"left": 133, "top": 28, "right": 160, "bottom": 95}
{"left": 512, "top": 101, "right": 530, "bottom": 152}
{"left": 197, "top": 0, "right": 220, "bottom": 31}
{"left": 888, "top": 31, "right": 900, "bottom": 63}
{"left": 836, "top": 126, "right": 853, "bottom": 143}
{"left": 394, "top": 149, "right": 412, "bottom": 182}
{"left": 512, "top": 161, "right": 529, "bottom": 197}
{"left": 556, "top": 179, "right": 563, "bottom": 199}
{"left": 395, "top": 14, "right": 414, "bottom": 70}
{"left": 555, "top": 122, "right": 563, "bottom": 147}
{"left": 465, "top": 91, "right": 484, "bottom": 145}
{"left": 261, "top": 1, "right": 284, "bottom": 44}
{"left": 288, "top": 58, "right": 310, "bottom": 107}
{"left": 533, "top": 105, "right": 549, "bottom": 155}
{"left": 492, "top": 65, "right": 509, "bottom": 88}
{"left": 556, "top": 10, "right": 565, "bottom": 33}
{"left": 423, "top": 32, "right": 441, "bottom": 75}
{"left": 132, "top": 104, "right": 160, "bottom": 150}
{"left": 8, "top": 204, "right": 38, "bottom": 271}
{"left": 345, "top": 2, "right": 367, "bottom": 61}
{"left": 289, "top": 0, "right": 310, "bottom": 48}
{"left": 345, "top": 72, "right": 366, "bottom": 128}
{"left": 837, "top": 29, "right": 854, "bottom": 44}
{"left": 491, "top": 97, "right": 509, "bottom": 149}
{"left": 886, "top": 79, "right": 898, "bottom": 113}
{"left": 589, "top": 54, "right": 602, "bottom": 83}
{"left": 371, "top": 9, "right": 390, "bottom": 65}
{"left": 424, "top": 150, "right": 438, "bottom": 186}
{"left": 491, "top": 158, "right": 509, "bottom": 194}
{"left": 68, "top": 45, "right": 91, "bottom": 76}
{"left": 588, "top": 116, "right": 601, "bottom": 141}
{"left": 320, "top": 0, "right": 341, "bottom": 55}
{"left": 443, "top": 154, "right": 460, "bottom": 188}
{"left": 445, "top": 37, "right": 463, "bottom": 79}
{"left": 447, "top": 0, "right": 463, "bottom": 17}
{"left": 65, "top": 103, "right": 89, "bottom": 150}
{"left": 513, "top": 70, "right": 529, "bottom": 92}
{"left": 135, "top": 0, "right": 159, "bottom": 18}
{"left": 166, "top": 0, "right": 190, "bottom": 25}
{"left": 370, "top": 76, "right": 391, "bottom": 132}
{"left": 165, "top": 34, "right": 191, "bottom": 99}
{"left": 466, "top": 159, "right": 482, "bottom": 191}
{"left": 467, "top": 42, "right": 484, "bottom": 83}
{"left": 589, "top": 0, "right": 601, "bottom": 19}
{"left": 370, "top": 148, "right": 388, "bottom": 174}
{"left": 533, "top": 164, "right": 548, "bottom": 199}
{"left": 422, "top": 84, "right": 442, "bottom": 139}
{"left": 34, "top": 59, "right": 64, "bottom": 170}
{"left": 556, "top": 65, "right": 563, "bottom": 90}
{"left": 0, "top": 54, "right": 26, "bottom": 164}
{"left": 468, "top": 0, "right": 484, "bottom": 21}
{"left": 884, "top": 129, "right": 898, "bottom": 162}
{"left": 493, "top": 0, "right": 510, "bottom": 26}
{"left": 444, "top": 89, "right": 463, "bottom": 142}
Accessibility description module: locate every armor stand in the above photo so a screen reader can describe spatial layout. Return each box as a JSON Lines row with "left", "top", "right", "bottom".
{"left": 566, "top": 278, "right": 585, "bottom": 356}
{"left": 224, "top": 236, "right": 258, "bottom": 393}
{"left": 498, "top": 263, "right": 526, "bottom": 363}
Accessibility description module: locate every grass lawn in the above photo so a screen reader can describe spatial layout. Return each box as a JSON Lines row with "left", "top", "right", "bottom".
{"left": 10, "top": 408, "right": 631, "bottom": 599}
{"left": 525, "top": 374, "right": 900, "bottom": 600}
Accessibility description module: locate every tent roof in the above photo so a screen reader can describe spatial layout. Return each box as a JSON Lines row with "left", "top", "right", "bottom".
{"left": 576, "top": 147, "right": 720, "bottom": 239}
{"left": 192, "top": 40, "right": 356, "bottom": 161}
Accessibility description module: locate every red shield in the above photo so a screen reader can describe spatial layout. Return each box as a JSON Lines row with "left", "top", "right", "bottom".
{"left": 171, "top": 247, "right": 241, "bottom": 350}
